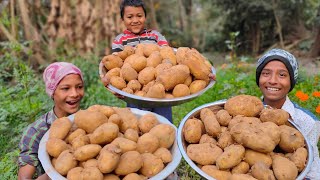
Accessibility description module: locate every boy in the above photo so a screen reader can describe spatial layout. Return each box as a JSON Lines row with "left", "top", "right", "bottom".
{"left": 110, "top": 0, "right": 173, "bottom": 122}
{"left": 256, "top": 48, "right": 320, "bottom": 179}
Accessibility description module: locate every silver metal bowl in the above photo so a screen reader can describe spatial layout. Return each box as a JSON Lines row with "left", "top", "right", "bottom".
{"left": 99, "top": 61, "right": 216, "bottom": 108}
{"left": 39, "top": 108, "right": 182, "bottom": 180}
{"left": 177, "top": 100, "right": 314, "bottom": 180}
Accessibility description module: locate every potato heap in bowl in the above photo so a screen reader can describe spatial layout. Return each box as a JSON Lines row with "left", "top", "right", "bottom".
{"left": 102, "top": 44, "right": 213, "bottom": 98}
{"left": 46, "top": 105, "right": 176, "bottom": 180}
{"left": 183, "top": 95, "right": 308, "bottom": 180}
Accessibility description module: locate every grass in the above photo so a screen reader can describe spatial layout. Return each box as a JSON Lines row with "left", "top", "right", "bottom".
{"left": 0, "top": 56, "right": 319, "bottom": 179}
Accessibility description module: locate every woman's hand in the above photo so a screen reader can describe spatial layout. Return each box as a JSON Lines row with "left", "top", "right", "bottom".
{"left": 100, "top": 74, "right": 125, "bottom": 99}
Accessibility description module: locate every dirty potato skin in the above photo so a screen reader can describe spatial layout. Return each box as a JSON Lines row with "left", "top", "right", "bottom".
{"left": 224, "top": 95, "right": 264, "bottom": 117}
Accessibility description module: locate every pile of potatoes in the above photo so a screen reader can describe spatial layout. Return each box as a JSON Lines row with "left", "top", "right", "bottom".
{"left": 46, "top": 105, "right": 176, "bottom": 180}
{"left": 101, "top": 44, "right": 213, "bottom": 98}
{"left": 182, "top": 95, "right": 308, "bottom": 180}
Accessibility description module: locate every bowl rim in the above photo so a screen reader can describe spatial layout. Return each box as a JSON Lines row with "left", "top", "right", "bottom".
{"left": 38, "top": 108, "right": 182, "bottom": 180}
{"left": 177, "top": 100, "right": 314, "bottom": 180}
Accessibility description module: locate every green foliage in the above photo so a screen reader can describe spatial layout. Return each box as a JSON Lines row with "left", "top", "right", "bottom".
{"left": 0, "top": 150, "right": 19, "bottom": 180}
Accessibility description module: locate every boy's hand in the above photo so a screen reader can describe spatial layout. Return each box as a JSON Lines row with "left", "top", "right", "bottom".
{"left": 100, "top": 74, "right": 125, "bottom": 99}
{"left": 209, "top": 73, "right": 216, "bottom": 81}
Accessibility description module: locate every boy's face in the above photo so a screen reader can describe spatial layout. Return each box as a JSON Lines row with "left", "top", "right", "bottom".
{"left": 53, "top": 74, "right": 84, "bottom": 118}
{"left": 123, "top": 6, "right": 146, "bottom": 34}
{"left": 259, "top": 60, "right": 291, "bottom": 106}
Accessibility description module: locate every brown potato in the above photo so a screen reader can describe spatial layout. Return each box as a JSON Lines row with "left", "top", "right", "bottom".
{"left": 154, "top": 147, "right": 172, "bottom": 164}
{"left": 103, "top": 174, "right": 120, "bottom": 180}
{"left": 260, "top": 108, "right": 289, "bottom": 125}
{"left": 134, "top": 90, "right": 146, "bottom": 97}
{"left": 82, "top": 167, "right": 103, "bottom": 180}
{"left": 231, "top": 161, "right": 250, "bottom": 174}
{"left": 138, "top": 67, "right": 156, "bottom": 85}
{"left": 216, "top": 109, "right": 232, "bottom": 127}
{"left": 125, "top": 54, "right": 147, "bottom": 72}
{"left": 89, "top": 123, "right": 119, "bottom": 145}
{"left": 183, "top": 75, "right": 193, "bottom": 86}
{"left": 183, "top": 118, "right": 203, "bottom": 144}
{"left": 120, "top": 63, "right": 138, "bottom": 82}
{"left": 83, "top": 159, "right": 98, "bottom": 168}
{"left": 224, "top": 95, "right": 264, "bottom": 117}
{"left": 137, "top": 133, "right": 159, "bottom": 153}
{"left": 165, "top": 93, "right": 174, "bottom": 98}
{"left": 229, "top": 174, "right": 257, "bottom": 180}
{"left": 160, "top": 46, "right": 177, "bottom": 65}
{"left": 141, "top": 80, "right": 155, "bottom": 92}
{"left": 244, "top": 149, "right": 273, "bottom": 167}
{"left": 216, "top": 144, "right": 245, "bottom": 169}
{"left": 187, "top": 143, "right": 223, "bottom": 165}
{"left": 115, "top": 151, "right": 142, "bottom": 176}
{"left": 67, "top": 167, "right": 83, "bottom": 180}
{"left": 228, "top": 115, "right": 261, "bottom": 130}
{"left": 201, "top": 165, "right": 231, "bottom": 180}
{"left": 46, "top": 138, "right": 69, "bottom": 158}
{"left": 127, "top": 80, "right": 142, "bottom": 92}
{"left": 279, "top": 125, "right": 305, "bottom": 153}
{"left": 124, "top": 128, "right": 139, "bottom": 142}
{"left": 138, "top": 113, "right": 159, "bottom": 134}
{"left": 289, "top": 147, "right": 308, "bottom": 172}
{"left": 149, "top": 124, "right": 175, "bottom": 148}
{"left": 200, "top": 108, "right": 221, "bottom": 137}
{"left": 111, "top": 137, "right": 137, "bottom": 153}
{"left": 189, "top": 80, "right": 207, "bottom": 94}
{"left": 199, "top": 134, "right": 217, "bottom": 144}
{"left": 143, "top": 44, "right": 160, "bottom": 57}
{"left": 251, "top": 162, "right": 276, "bottom": 180}
{"left": 135, "top": 44, "right": 145, "bottom": 56}
{"left": 118, "top": 45, "right": 135, "bottom": 60}
{"left": 110, "top": 76, "right": 126, "bottom": 90}
{"left": 122, "top": 87, "right": 134, "bottom": 94}
{"left": 156, "top": 65, "right": 190, "bottom": 91}
{"left": 217, "top": 131, "right": 234, "bottom": 149}
{"left": 102, "top": 54, "right": 123, "bottom": 71}
{"left": 49, "top": 117, "right": 72, "bottom": 139}
{"left": 181, "top": 49, "right": 211, "bottom": 80}
{"left": 55, "top": 150, "right": 77, "bottom": 176}
{"left": 155, "top": 62, "right": 173, "bottom": 77}
{"left": 147, "top": 51, "right": 162, "bottom": 67}
{"left": 113, "top": 107, "right": 139, "bottom": 133}
{"left": 146, "top": 83, "right": 166, "bottom": 98}
{"left": 108, "top": 114, "right": 122, "bottom": 126}
{"left": 71, "top": 134, "right": 90, "bottom": 150}
{"left": 176, "top": 47, "right": 190, "bottom": 64}
{"left": 74, "top": 110, "right": 107, "bottom": 133}
{"left": 98, "top": 144, "right": 121, "bottom": 173}
{"left": 172, "top": 84, "right": 190, "bottom": 97}
{"left": 74, "top": 144, "right": 102, "bottom": 161}
{"left": 258, "top": 122, "right": 281, "bottom": 145}
{"left": 105, "top": 67, "right": 121, "bottom": 79}
{"left": 272, "top": 155, "right": 298, "bottom": 180}
{"left": 140, "top": 153, "right": 164, "bottom": 177}
{"left": 66, "top": 128, "right": 86, "bottom": 143}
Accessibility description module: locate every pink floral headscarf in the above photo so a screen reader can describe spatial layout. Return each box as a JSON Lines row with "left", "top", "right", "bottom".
{"left": 43, "top": 62, "right": 83, "bottom": 97}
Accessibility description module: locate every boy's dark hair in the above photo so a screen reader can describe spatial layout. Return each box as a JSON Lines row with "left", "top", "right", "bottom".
{"left": 120, "top": 0, "right": 147, "bottom": 19}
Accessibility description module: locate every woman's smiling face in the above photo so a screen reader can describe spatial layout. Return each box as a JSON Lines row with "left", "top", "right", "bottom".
{"left": 259, "top": 60, "right": 291, "bottom": 108}
{"left": 53, "top": 74, "right": 84, "bottom": 117}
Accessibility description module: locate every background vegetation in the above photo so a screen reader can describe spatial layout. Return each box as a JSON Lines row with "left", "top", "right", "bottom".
{"left": 0, "top": 0, "right": 320, "bottom": 179}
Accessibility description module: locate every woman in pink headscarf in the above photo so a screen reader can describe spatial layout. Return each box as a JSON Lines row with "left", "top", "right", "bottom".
{"left": 18, "top": 62, "right": 84, "bottom": 180}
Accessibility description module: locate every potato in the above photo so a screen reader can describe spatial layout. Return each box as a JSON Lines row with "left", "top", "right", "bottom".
{"left": 82, "top": 167, "right": 103, "bottom": 180}
{"left": 181, "top": 49, "right": 211, "bottom": 80}
{"left": 149, "top": 124, "right": 175, "bottom": 148}
{"left": 89, "top": 123, "right": 119, "bottom": 145}
{"left": 135, "top": 44, "right": 145, "bottom": 56}
{"left": 71, "top": 134, "right": 90, "bottom": 150}
{"left": 279, "top": 125, "right": 305, "bottom": 153}
{"left": 183, "top": 75, "right": 193, "bottom": 86}
{"left": 113, "top": 107, "right": 139, "bottom": 133}
{"left": 110, "top": 76, "right": 126, "bottom": 90}
{"left": 147, "top": 51, "right": 162, "bottom": 67}
{"left": 141, "top": 80, "right": 155, "bottom": 93}
{"left": 46, "top": 138, "right": 69, "bottom": 158}
{"left": 224, "top": 95, "right": 264, "bottom": 117}
{"left": 143, "top": 44, "right": 160, "bottom": 57}
{"left": 201, "top": 165, "right": 231, "bottom": 180}
{"left": 244, "top": 149, "right": 272, "bottom": 167}
{"left": 103, "top": 174, "right": 120, "bottom": 180}
{"left": 217, "top": 131, "right": 233, "bottom": 149}
{"left": 102, "top": 54, "right": 123, "bottom": 70}
{"left": 124, "top": 128, "right": 139, "bottom": 142}
{"left": 227, "top": 115, "right": 261, "bottom": 130}
{"left": 216, "top": 109, "right": 232, "bottom": 126}
{"left": 137, "top": 133, "right": 159, "bottom": 153}
{"left": 115, "top": 151, "right": 142, "bottom": 175}
{"left": 289, "top": 147, "right": 308, "bottom": 172}
{"left": 87, "top": 105, "right": 115, "bottom": 118}
{"left": 160, "top": 46, "right": 177, "bottom": 65}
{"left": 155, "top": 62, "right": 173, "bottom": 77}
{"left": 67, "top": 167, "right": 83, "bottom": 180}
{"left": 176, "top": 47, "right": 190, "bottom": 64}
{"left": 216, "top": 144, "right": 245, "bottom": 169}
{"left": 231, "top": 161, "right": 250, "bottom": 174}
{"left": 187, "top": 143, "right": 223, "bottom": 165}
{"left": 260, "top": 108, "right": 289, "bottom": 126}
{"left": 231, "top": 122, "right": 277, "bottom": 153}
{"left": 125, "top": 54, "right": 147, "bottom": 72}
{"left": 138, "top": 67, "right": 156, "bottom": 85}
{"left": 134, "top": 90, "right": 146, "bottom": 97}
{"left": 251, "top": 162, "right": 276, "bottom": 180}
{"left": 98, "top": 144, "right": 121, "bottom": 173}
{"left": 49, "top": 117, "right": 72, "bottom": 139}
{"left": 83, "top": 159, "right": 98, "bottom": 168}
{"left": 138, "top": 113, "right": 159, "bottom": 134}
{"left": 272, "top": 155, "right": 298, "bottom": 180}
{"left": 199, "top": 134, "right": 217, "bottom": 144}
{"left": 172, "top": 84, "right": 190, "bottom": 97}
{"left": 146, "top": 83, "right": 166, "bottom": 98}
{"left": 118, "top": 45, "right": 135, "bottom": 60}
{"left": 189, "top": 80, "right": 207, "bottom": 94}
{"left": 111, "top": 137, "right": 137, "bottom": 153}
{"left": 120, "top": 63, "right": 138, "bottom": 82}
{"left": 105, "top": 67, "right": 121, "bottom": 79}
{"left": 183, "top": 118, "right": 203, "bottom": 143}
{"left": 229, "top": 174, "right": 258, "bottom": 180}
{"left": 122, "top": 87, "right": 134, "bottom": 94}
{"left": 140, "top": 153, "right": 164, "bottom": 177}
{"left": 200, "top": 108, "right": 221, "bottom": 137}
{"left": 127, "top": 80, "right": 142, "bottom": 92}
{"left": 165, "top": 93, "right": 174, "bottom": 98}
{"left": 108, "top": 114, "right": 122, "bottom": 126}
{"left": 123, "top": 173, "right": 146, "bottom": 180}
{"left": 156, "top": 65, "right": 190, "bottom": 91}
{"left": 55, "top": 150, "right": 77, "bottom": 176}
{"left": 66, "top": 128, "right": 86, "bottom": 143}
{"left": 74, "top": 110, "right": 107, "bottom": 133}
{"left": 154, "top": 147, "right": 172, "bottom": 164}
{"left": 74, "top": 144, "right": 102, "bottom": 161}
{"left": 258, "top": 122, "right": 281, "bottom": 145}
